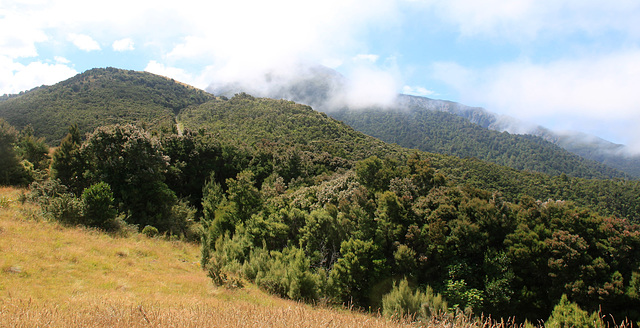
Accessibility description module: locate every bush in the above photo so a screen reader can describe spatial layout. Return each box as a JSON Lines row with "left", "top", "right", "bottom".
{"left": 166, "top": 198, "right": 196, "bottom": 237}
{"left": 81, "top": 182, "right": 117, "bottom": 229}
{"left": 142, "top": 225, "right": 159, "bottom": 237}
{"left": 46, "top": 193, "right": 84, "bottom": 225}
{"left": 251, "top": 246, "right": 322, "bottom": 301}
{"left": 0, "top": 119, "right": 30, "bottom": 186}
{"left": 382, "top": 278, "right": 448, "bottom": 322}
{"left": 545, "top": 295, "right": 604, "bottom": 328}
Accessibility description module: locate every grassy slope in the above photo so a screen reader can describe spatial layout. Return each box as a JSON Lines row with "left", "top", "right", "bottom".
{"left": 0, "top": 187, "right": 410, "bottom": 327}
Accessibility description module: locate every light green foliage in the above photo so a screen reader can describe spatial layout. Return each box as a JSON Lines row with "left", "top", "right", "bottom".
{"left": 329, "top": 238, "right": 388, "bottom": 304}
{"left": 226, "top": 170, "right": 261, "bottom": 222}
{"left": 202, "top": 172, "right": 225, "bottom": 222}
{"left": 250, "top": 246, "right": 322, "bottom": 301}
{"left": 382, "top": 278, "right": 448, "bottom": 321}
{"left": 46, "top": 193, "right": 85, "bottom": 225}
{"left": 298, "top": 209, "right": 347, "bottom": 268}
{"left": 355, "top": 156, "right": 387, "bottom": 191}
{"left": 628, "top": 272, "right": 640, "bottom": 300}
{"left": 0, "top": 120, "right": 51, "bottom": 185}
{"left": 444, "top": 264, "right": 485, "bottom": 314}
{"left": 167, "top": 198, "right": 197, "bottom": 237}
{"left": 393, "top": 244, "right": 417, "bottom": 276}
{"left": 28, "top": 179, "right": 82, "bottom": 224}
{"left": 545, "top": 295, "right": 604, "bottom": 328}
{"left": 16, "top": 125, "right": 50, "bottom": 173}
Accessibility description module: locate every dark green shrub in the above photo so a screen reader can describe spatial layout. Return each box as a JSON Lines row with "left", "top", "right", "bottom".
{"left": 142, "top": 225, "right": 159, "bottom": 237}
{"left": 0, "top": 119, "right": 29, "bottom": 186}
{"left": 81, "top": 182, "right": 117, "bottom": 229}
{"left": 51, "top": 125, "right": 85, "bottom": 194}
{"left": 47, "top": 193, "right": 84, "bottom": 225}
{"left": 81, "top": 124, "right": 177, "bottom": 231}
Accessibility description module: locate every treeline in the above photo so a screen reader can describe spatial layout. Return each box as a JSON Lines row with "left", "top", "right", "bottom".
{"left": 329, "top": 108, "right": 631, "bottom": 180}
{"left": 181, "top": 95, "right": 640, "bottom": 222}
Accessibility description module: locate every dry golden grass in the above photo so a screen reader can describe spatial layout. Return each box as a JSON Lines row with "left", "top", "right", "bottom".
{"left": 0, "top": 186, "right": 418, "bottom": 328}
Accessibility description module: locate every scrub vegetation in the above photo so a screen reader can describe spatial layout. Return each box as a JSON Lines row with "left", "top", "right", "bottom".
{"left": 1, "top": 68, "right": 639, "bottom": 326}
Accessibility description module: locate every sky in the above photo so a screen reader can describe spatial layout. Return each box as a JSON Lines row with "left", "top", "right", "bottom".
{"left": 2, "top": 0, "right": 640, "bottom": 151}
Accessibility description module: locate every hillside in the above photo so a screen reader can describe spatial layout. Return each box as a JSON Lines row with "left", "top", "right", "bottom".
{"left": 178, "top": 93, "right": 640, "bottom": 220}
{"left": 395, "top": 94, "right": 640, "bottom": 177}
{"left": 0, "top": 67, "right": 214, "bottom": 144}
{"left": 2, "top": 68, "right": 640, "bottom": 324}
{"left": 208, "top": 66, "right": 640, "bottom": 178}
{"left": 0, "top": 187, "right": 410, "bottom": 328}
{"left": 1, "top": 68, "right": 638, "bottom": 219}
{"left": 178, "top": 93, "right": 401, "bottom": 162}
{"left": 329, "top": 106, "right": 630, "bottom": 180}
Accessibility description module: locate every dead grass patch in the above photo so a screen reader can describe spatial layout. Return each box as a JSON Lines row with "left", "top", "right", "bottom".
{"left": 0, "top": 186, "right": 419, "bottom": 327}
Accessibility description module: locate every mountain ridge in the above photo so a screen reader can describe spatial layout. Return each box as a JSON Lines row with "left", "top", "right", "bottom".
{"left": 0, "top": 67, "right": 213, "bottom": 144}
{"left": 330, "top": 97, "right": 631, "bottom": 180}
{"left": 205, "top": 65, "right": 640, "bottom": 177}
{"left": 393, "top": 94, "right": 640, "bottom": 177}
{"left": 1, "top": 67, "right": 639, "bottom": 219}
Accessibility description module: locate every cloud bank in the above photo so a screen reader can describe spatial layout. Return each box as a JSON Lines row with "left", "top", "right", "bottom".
{"left": 2, "top": 0, "right": 640, "bottom": 151}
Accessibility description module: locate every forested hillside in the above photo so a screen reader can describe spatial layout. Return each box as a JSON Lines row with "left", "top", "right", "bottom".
{"left": 1, "top": 68, "right": 640, "bottom": 325}
{"left": 0, "top": 67, "right": 213, "bottom": 144}
{"left": 394, "top": 94, "right": 640, "bottom": 178}
{"left": 178, "top": 92, "right": 400, "bottom": 162}
{"left": 329, "top": 107, "right": 630, "bottom": 180}
{"left": 180, "top": 95, "right": 640, "bottom": 221}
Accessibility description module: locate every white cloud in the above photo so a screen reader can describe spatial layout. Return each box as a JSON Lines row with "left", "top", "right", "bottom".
{"left": 353, "top": 54, "right": 380, "bottom": 64}
{"left": 402, "top": 85, "right": 434, "bottom": 97}
{"left": 54, "top": 56, "right": 70, "bottom": 64}
{"left": 1, "top": 0, "right": 403, "bottom": 99}
{"left": 337, "top": 66, "right": 400, "bottom": 109}
{"left": 0, "top": 57, "right": 77, "bottom": 94}
{"left": 112, "top": 38, "right": 134, "bottom": 52}
{"left": 414, "top": 0, "right": 640, "bottom": 40}
{"left": 68, "top": 33, "right": 101, "bottom": 51}
{"left": 144, "top": 60, "right": 204, "bottom": 89}
{"left": 432, "top": 49, "right": 640, "bottom": 148}
{"left": 0, "top": 15, "right": 47, "bottom": 58}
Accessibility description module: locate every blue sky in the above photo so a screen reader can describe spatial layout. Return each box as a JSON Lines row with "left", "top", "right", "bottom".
{"left": 2, "top": 0, "right": 640, "bottom": 151}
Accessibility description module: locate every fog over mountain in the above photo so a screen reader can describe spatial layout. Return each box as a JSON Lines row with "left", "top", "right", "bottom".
{"left": 208, "top": 64, "right": 640, "bottom": 177}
